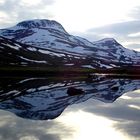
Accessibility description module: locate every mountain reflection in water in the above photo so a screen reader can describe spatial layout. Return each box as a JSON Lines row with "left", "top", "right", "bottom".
{"left": 0, "top": 75, "right": 140, "bottom": 120}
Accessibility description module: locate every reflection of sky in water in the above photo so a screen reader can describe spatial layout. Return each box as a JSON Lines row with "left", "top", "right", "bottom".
{"left": 0, "top": 90, "right": 139, "bottom": 140}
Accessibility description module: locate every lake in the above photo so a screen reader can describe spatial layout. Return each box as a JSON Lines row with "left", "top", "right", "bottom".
{"left": 0, "top": 75, "right": 140, "bottom": 140}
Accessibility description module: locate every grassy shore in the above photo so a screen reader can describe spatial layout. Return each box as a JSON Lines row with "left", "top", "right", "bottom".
{"left": 0, "top": 66, "right": 93, "bottom": 77}
{"left": 0, "top": 66, "right": 139, "bottom": 77}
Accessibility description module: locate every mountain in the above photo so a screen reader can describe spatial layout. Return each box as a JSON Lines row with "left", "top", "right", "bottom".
{"left": 0, "top": 36, "right": 106, "bottom": 69}
{"left": 0, "top": 36, "right": 81, "bottom": 66}
{"left": 0, "top": 19, "right": 140, "bottom": 69}
{"left": 0, "top": 76, "right": 140, "bottom": 120}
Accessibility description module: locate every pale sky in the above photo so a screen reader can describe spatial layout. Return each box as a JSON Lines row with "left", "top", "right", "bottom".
{"left": 0, "top": 0, "right": 140, "bottom": 51}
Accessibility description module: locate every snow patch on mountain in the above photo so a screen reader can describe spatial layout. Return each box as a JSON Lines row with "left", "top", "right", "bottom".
{"left": 20, "top": 56, "right": 47, "bottom": 64}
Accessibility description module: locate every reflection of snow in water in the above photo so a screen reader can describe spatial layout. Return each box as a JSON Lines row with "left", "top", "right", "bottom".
{"left": 0, "top": 77, "right": 140, "bottom": 121}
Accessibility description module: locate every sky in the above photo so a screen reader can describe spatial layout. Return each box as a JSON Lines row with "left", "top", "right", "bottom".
{"left": 0, "top": 0, "right": 140, "bottom": 51}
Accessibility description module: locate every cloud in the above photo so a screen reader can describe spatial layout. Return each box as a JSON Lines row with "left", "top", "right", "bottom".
{"left": 126, "top": 43, "right": 140, "bottom": 52}
{"left": 72, "top": 20, "right": 140, "bottom": 51}
{"left": 85, "top": 4, "right": 140, "bottom": 40}
{"left": 73, "top": 20, "right": 140, "bottom": 39}
{"left": 0, "top": 0, "right": 5, "bottom": 4}
{"left": 0, "top": 0, "right": 55, "bottom": 28}
{"left": 88, "top": 20, "right": 140, "bottom": 36}
{"left": 73, "top": 5, "right": 140, "bottom": 51}
{"left": 128, "top": 6, "right": 140, "bottom": 20}
{"left": 84, "top": 20, "right": 140, "bottom": 44}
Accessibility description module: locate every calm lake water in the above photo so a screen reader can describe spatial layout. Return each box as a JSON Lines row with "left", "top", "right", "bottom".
{"left": 0, "top": 75, "right": 140, "bottom": 140}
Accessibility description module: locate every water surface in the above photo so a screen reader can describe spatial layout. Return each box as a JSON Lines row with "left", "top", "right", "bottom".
{"left": 0, "top": 75, "right": 140, "bottom": 140}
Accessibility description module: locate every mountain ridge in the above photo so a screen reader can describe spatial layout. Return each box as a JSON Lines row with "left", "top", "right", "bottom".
{"left": 16, "top": 19, "right": 67, "bottom": 33}
{"left": 0, "top": 19, "right": 140, "bottom": 69}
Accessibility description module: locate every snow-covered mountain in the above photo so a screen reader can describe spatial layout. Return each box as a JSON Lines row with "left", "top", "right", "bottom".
{"left": 0, "top": 19, "right": 140, "bottom": 68}
{"left": 0, "top": 36, "right": 104, "bottom": 68}
{"left": 0, "top": 76, "right": 140, "bottom": 120}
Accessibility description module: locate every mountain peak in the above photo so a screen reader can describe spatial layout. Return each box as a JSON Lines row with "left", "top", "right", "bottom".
{"left": 93, "top": 38, "right": 121, "bottom": 48}
{"left": 16, "top": 19, "right": 66, "bottom": 32}
{"left": 95, "top": 38, "right": 118, "bottom": 43}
